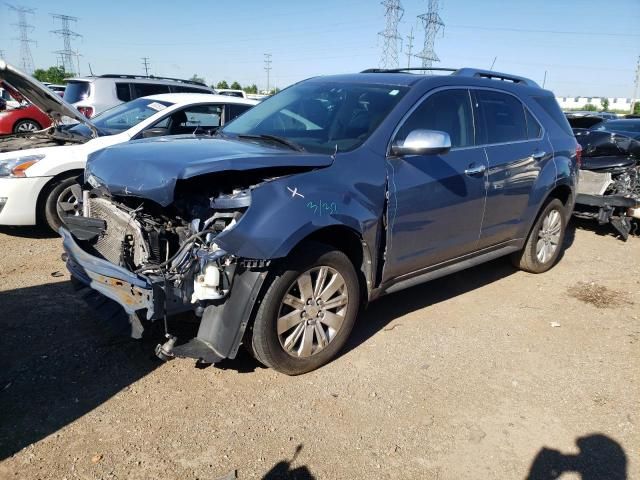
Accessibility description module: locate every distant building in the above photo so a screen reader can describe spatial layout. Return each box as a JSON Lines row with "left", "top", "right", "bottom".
{"left": 556, "top": 96, "right": 637, "bottom": 111}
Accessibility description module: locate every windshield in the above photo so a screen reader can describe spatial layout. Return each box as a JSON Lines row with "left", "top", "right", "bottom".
{"left": 222, "top": 81, "right": 408, "bottom": 153}
{"left": 69, "top": 97, "right": 173, "bottom": 136}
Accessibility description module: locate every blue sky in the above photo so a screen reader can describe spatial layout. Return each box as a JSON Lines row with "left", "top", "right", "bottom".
{"left": 1, "top": 0, "right": 639, "bottom": 97}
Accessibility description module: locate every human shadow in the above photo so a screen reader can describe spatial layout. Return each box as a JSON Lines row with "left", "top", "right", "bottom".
{"left": 527, "top": 433, "right": 627, "bottom": 480}
{"left": 261, "top": 445, "right": 315, "bottom": 480}
{"left": 0, "top": 280, "right": 160, "bottom": 460}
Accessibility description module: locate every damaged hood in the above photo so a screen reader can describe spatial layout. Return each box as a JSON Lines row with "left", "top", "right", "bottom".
{"left": 86, "top": 135, "right": 334, "bottom": 206}
{"left": 0, "top": 60, "right": 98, "bottom": 134}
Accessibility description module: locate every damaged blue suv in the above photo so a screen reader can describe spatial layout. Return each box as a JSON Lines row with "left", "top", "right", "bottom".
{"left": 61, "top": 68, "right": 579, "bottom": 374}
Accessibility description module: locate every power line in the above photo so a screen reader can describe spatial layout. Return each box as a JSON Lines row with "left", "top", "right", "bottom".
{"left": 378, "top": 0, "right": 404, "bottom": 69}
{"left": 405, "top": 27, "right": 415, "bottom": 68}
{"left": 264, "top": 53, "right": 272, "bottom": 93}
{"left": 415, "top": 0, "right": 444, "bottom": 69}
{"left": 7, "top": 3, "right": 36, "bottom": 74}
{"left": 142, "top": 57, "right": 151, "bottom": 76}
{"left": 50, "top": 13, "right": 81, "bottom": 74}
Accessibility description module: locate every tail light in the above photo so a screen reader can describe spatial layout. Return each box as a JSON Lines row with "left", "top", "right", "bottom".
{"left": 575, "top": 143, "right": 582, "bottom": 168}
{"left": 77, "top": 106, "right": 94, "bottom": 118}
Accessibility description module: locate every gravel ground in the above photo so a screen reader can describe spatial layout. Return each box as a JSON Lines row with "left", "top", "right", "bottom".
{"left": 0, "top": 221, "right": 638, "bottom": 480}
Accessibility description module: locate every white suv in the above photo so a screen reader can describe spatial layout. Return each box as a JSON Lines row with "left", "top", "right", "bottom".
{"left": 63, "top": 74, "right": 215, "bottom": 118}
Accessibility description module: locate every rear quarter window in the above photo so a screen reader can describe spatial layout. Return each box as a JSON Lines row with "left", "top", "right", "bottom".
{"left": 115, "top": 83, "right": 132, "bottom": 102}
{"left": 533, "top": 96, "right": 573, "bottom": 136}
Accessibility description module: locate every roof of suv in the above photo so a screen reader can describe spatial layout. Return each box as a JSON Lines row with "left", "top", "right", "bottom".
{"left": 65, "top": 74, "right": 210, "bottom": 88}
{"left": 143, "top": 93, "right": 257, "bottom": 105}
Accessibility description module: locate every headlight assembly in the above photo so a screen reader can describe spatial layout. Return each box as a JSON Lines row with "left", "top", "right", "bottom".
{"left": 0, "top": 154, "right": 45, "bottom": 177}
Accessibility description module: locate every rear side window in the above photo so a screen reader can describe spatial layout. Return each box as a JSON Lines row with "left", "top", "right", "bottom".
{"left": 525, "top": 109, "right": 542, "bottom": 139}
{"left": 63, "top": 81, "right": 91, "bottom": 103}
{"left": 131, "top": 83, "right": 171, "bottom": 99}
{"left": 171, "top": 85, "right": 211, "bottom": 94}
{"left": 396, "top": 89, "right": 474, "bottom": 148}
{"left": 226, "top": 103, "right": 251, "bottom": 122}
{"left": 533, "top": 96, "right": 573, "bottom": 136}
{"left": 115, "top": 83, "right": 132, "bottom": 102}
{"left": 475, "top": 90, "right": 527, "bottom": 144}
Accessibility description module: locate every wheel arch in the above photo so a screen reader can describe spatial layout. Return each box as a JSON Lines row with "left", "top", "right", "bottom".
{"left": 12, "top": 117, "right": 42, "bottom": 132}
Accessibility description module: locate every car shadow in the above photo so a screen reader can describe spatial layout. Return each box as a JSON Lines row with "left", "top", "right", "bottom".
{"left": 0, "top": 225, "right": 56, "bottom": 239}
{"left": 527, "top": 433, "right": 627, "bottom": 480}
{"left": 0, "top": 280, "right": 160, "bottom": 460}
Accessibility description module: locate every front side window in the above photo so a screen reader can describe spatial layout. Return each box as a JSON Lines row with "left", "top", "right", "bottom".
{"left": 222, "top": 81, "right": 408, "bottom": 154}
{"left": 395, "top": 89, "right": 474, "bottom": 148}
{"left": 475, "top": 90, "right": 528, "bottom": 144}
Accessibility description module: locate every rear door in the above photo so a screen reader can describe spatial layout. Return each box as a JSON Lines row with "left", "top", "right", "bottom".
{"left": 473, "top": 89, "right": 548, "bottom": 248}
{"left": 383, "top": 88, "right": 488, "bottom": 281}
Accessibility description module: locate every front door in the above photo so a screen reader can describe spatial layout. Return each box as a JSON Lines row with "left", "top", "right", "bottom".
{"left": 383, "top": 88, "right": 488, "bottom": 281}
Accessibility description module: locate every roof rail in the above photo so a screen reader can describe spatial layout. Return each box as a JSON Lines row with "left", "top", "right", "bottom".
{"left": 361, "top": 67, "right": 457, "bottom": 74}
{"left": 454, "top": 68, "right": 539, "bottom": 87}
{"left": 90, "top": 74, "right": 209, "bottom": 87}
{"left": 360, "top": 66, "right": 540, "bottom": 88}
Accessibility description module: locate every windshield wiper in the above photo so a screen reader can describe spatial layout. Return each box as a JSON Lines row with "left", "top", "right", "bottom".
{"left": 238, "top": 134, "right": 305, "bottom": 152}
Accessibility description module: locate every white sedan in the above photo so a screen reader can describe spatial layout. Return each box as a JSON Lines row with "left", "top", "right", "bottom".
{"left": 0, "top": 64, "right": 256, "bottom": 231}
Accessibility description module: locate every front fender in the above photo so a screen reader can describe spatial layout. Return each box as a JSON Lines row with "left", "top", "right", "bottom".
{"left": 215, "top": 154, "right": 385, "bottom": 260}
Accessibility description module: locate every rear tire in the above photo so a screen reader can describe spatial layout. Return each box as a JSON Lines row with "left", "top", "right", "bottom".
{"left": 250, "top": 243, "right": 360, "bottom": 375}
{"left": 13, "top": 119, "right": 41, "bottom": 133}
{"left": 511, "top": 198, "right": 567, "bottom": 273}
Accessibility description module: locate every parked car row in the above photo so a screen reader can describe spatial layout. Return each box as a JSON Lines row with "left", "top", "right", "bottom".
{"left": 1, "top": 61, "right": 581, "bottom": 375}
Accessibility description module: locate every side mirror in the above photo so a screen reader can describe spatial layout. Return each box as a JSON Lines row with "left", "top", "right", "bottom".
{"left": 142, "top": 127, "right": 170, "bottom": 139}
{"left": 391, "top": 129, "right": 452, "bottom": 157}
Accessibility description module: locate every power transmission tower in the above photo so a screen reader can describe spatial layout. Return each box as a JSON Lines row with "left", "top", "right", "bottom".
{"left": 142, "top": 57, "right": 151, "bottom": 76}
{"left": 631, "top": 55, "right": 640, "bottom": 114}
{"left": 7, "top": 4, "right": 36, "bottom": 74}
{"left": 415, "top": 0, "right": 444, "bottom": 69}
{"left": 378, "top": 0, "right": 404, "bottom": 69}
{"left": 264, "top": 53, "right": 272, "bottom": 93}
{"left": 50, "top": 13, "right": 81, "bottom": 74}
{"left": 405, "top": 27, "right": 415, "bottom": 68}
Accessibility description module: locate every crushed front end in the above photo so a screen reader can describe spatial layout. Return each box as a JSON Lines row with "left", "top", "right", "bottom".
{"left": 573, "top": 130, "right": 640, "bottom": 240}
{"left": 61, "top": 179, "right": 270, "bottom": 364}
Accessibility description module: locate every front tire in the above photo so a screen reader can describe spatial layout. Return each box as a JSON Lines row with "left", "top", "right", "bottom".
{"left": 41, "top": 175, "right": 83, "bottom": 232}
{"left": 511, "top": 198, "right": 567, "bottom": 273}
{"left": 251, "top": 243, "right": 360, "bottom": 375}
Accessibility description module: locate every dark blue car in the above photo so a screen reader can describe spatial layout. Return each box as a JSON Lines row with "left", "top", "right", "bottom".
{"left": 61, "top": 68, "right": 580, "bottom": 374}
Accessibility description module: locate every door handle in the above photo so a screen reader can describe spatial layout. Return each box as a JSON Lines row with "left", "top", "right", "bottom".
{"left": 464, "top": 164, "right": 486, "bottom": 176}
{"left": 531, "top": 151, "right": 546, "bottom": 160}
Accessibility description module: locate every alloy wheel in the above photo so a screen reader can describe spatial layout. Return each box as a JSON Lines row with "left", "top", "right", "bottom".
{"left": 277, "top": 266, "right": 349, "bottom": 358}
{"left": 536, "top": 208, "right": 562, "bottom": 263}
{"left": 16, "top": 121, "right": 38, "bottom": 132}
{"left": 56, "top": 183, "right": 84, "bottom": 222}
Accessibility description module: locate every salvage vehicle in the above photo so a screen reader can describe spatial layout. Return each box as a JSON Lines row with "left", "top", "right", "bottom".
{"left": 0, "top": 81, "right": 52, "bottom": 133}
{"left": 0, "top": 61, "right": 257, "bottom": 231}
{"left": 60, "top": 67, "right": 579, "bottom": 375}
{"left": 590, "top": 119, "right": 640, "bottom": 140}
{"left": 573, "top": 129, "right": 640, "bottom": 239}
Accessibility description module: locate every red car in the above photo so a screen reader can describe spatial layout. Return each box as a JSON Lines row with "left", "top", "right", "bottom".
{"left": 0, "top": 81, "right": 52, "bottom": 134}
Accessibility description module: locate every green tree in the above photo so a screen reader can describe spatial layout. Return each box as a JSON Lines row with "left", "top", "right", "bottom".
{"left": 215, "top": 80, "right": 229, "bottom": 89}
{"left": 243, "top": 84, "right": 258, "bottom": 94}
{"left": 634, "top": 102, "right": 640, "bottom": 115}
{"left": 230, "top": 81, "right": 242, "bottom": 90}
{"left": 33, "top": 66, "right": 72, "bottom": 84}
{"left": 600, "top": 98, "right": 609, "bottom": 111}
{"left": 582, "top": 103, "right": 597, "bottom": 112}
{"left": 269, "top": 87, "right": 281, "bottom": 95}
{"left": 189, "top": 74, "right": 206, "bottom": 84}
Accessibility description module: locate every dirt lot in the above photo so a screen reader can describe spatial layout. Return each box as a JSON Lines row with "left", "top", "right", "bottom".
{"left": 0, "top": 221, "right": 638, "bottom": 480}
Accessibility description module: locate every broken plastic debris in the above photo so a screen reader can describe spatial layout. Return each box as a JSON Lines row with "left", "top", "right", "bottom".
{"left": 550, "top": 322, "right": 561, "bottom": 328}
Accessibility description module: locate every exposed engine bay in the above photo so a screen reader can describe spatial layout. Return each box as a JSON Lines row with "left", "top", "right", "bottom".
{"left": 0, "top": 128, "right": 89, "bottom": 153}
{"left": 574, "top": 130, "right": 640, "bottom": 239}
